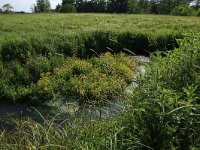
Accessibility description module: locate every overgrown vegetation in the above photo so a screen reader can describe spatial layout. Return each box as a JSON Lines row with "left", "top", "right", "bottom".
{"left": 117, "top": 34, "right": 200, "bottom": 149}
{"left": 0, "top": 52, "right": 136, "bottom": 104}
{"left": 0, "top": 14, "right": 200, "bottom": 149}
{"left": 1, "top": 34, "right": 200, "bottom": 149}
{"left": 1, "top": 13, "right": 199, "bottom": 57}
{"left": 1, "top": 13, "right": 197, "bottom": 103}
{"left": 54, "top": 0, "right": 200, "bottom": 16}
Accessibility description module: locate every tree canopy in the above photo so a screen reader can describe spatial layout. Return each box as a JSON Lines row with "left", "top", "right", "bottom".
{"left": 34, "top": 0, "right": 51, "bottom": 12}
{"left": 54, "top": 0, "right": 196, "bottom": 15}
{"left": 2, "top": 3, "right": 13, "bottom": 13}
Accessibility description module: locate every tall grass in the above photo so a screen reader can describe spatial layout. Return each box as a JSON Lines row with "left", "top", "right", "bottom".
{"left": 116, "top": 34, "right": 200, "bottom": 149}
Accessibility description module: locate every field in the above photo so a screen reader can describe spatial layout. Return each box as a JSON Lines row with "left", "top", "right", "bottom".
{"left": 0, "top": 14, "right": 199, "bottom": 57}
{"left": 0, "top": 14, "right": 200, "bottom": 149}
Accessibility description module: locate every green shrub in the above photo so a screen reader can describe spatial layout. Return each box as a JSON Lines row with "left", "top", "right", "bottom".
{"left": 197, "top": 9, "right": 200, "bottom": 16}
{"left": 60, "top": 4, "right": 77, "bottom": 13}
{"left": 26, "top": 56, "right": 51, "bottom": 82}
{"left": 35, "top": 53, "right": 136, "bottom": 105}
{"left": 171, "top": 5, "right": 193, "bottom": 16}
{"left": 1, "top": 39, "right": 33, "bottom": 63}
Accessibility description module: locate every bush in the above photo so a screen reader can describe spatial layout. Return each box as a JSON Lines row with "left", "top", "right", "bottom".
{"left": 35, "top": 53, "right": 136, "bottom": 105}
{"left": 197, "top": 9, "right": 200, "bottom": 16}
{"left": 1, "top": 39, "right": 33, "bottom": 63}
{"left": 171, "top": 5, "right": 193, "bottom": 16}
{"left": 60, "top": 4, "right": 77, "bottom": 13}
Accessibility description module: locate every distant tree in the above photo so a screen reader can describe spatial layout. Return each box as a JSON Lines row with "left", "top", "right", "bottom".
{"left": 60, "top": 0, "right": 77, "bottom": 13}
{"left": 96, "top": 0, "right": 107, "bottom": 12}
{"left": 60, "top": 4, "right": 77, "bottom": 13}
{"left": 107, "top": 0, "right": 116, "bottom": 13}
{"left": 138, "top": 0, "right": 150, "bottom": 13}
{"left": 158, "top": 0, "right": 188, "bottom": 14}
{"left": 62, "top": 0, "right": 75, "bottom": 5}
{"left": 128, "top": 0, "right": 140, "bottom": 13}
{"left": 128, "top": 0, "right": 150, "bottom": 14}
{"left": 150, "top": 0, "right": 159, "bottom": 14}
{"left": 171, "top": 5, "right": 193, "bottom": 16}
{"left": 194, "top": 0, "right": 200, "bottom": 9}
{"left": 2, "top": 3, "right": 14, "bottom": 13}
{"left": 107, "top": 0, "right": 128, "bottom": 13}
{"left": 34, "top": 0, "right": 51, "bottom": 12}
{"left": 55, "top": 3, "right": 62, "bottom": 12}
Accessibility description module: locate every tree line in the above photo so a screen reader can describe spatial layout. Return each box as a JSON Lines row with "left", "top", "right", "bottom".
{"left": 1, "top": 0, "right": 199, "bottom": 16}
{"left": 34, "top": 0, "right": 200, "bottom": 15}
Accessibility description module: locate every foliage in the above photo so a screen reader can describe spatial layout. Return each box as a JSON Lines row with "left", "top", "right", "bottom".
{"left": 52, "top": 0, "right": 198, "bottom": 15}
{"left": 116, "top": 34, "right": 200, "bottom": 149}
{"left": 2, "top": 3, "right": 13, "bottom": 13}
{"left": 34, "top": 0, "right": 51, "bottom": 12}
{"left": 60, "top": 4, "right": 77, "bottom": 13}
{"left": 0, "top": 14, "right": 184, "bottom": 58}
{"left": 197, "top": 8, "right": 200, "bottom": 16}
{"left": 1, "top": 34, "right": 200, "bottom": 149}
{"left": 158, "top": 0, "right": 188, "bottom": 14}
{"left": 171, "top": 5, "right": 193, "bottom": 16}
{"left": 0, "top": 51, "right": 136, "bottom": 104}
{"left": 0, "top": 110, "right": 120, "bottom": 150}
{"left": 35, "top": 53, "right": 136, "bottom": 105}
{"left": 0, "top": 13, "right": 200, "bottom": 104}
{"left": 128, "top": 0, "right": 151, "bottom": 14}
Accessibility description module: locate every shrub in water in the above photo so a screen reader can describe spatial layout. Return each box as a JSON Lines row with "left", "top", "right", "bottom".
{"left": 35, "top": 53, "right": 136, "bottom": 105}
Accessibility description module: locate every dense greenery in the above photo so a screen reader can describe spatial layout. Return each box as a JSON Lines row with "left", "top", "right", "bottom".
{"left": 34, "top": 0, "right": 51, "bottom": 13}
{"left": 1, "top": 13, "right": 198, "bottom": 58}
{"left": 1, "top": 13, "right": 200, "bottom": 104}
{"left": 1, "top": 31, "right": 200, "bottom": 150}
{"left": 52, "top": 0, "right": 200, "bottom": 16}
{"left": 0, "top": 52, "right": 136, "bottom": 104}
{"left": 118, "top": 34, "right": 200, "bottom": 149}
{"left": 0, "top": 14, "right": 200, "bottom": 149}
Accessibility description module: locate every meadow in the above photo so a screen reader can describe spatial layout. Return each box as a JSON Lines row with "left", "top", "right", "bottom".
{"left": 0, "top": 13, "right": 200, "bottom": 149}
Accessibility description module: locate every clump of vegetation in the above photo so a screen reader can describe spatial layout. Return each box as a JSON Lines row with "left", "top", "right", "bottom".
{"left": 0, "top": 52, "right": 136, "bottom": 104}
{"left": 35, "top": 52, "right": 136, "bottom": 105}
{"left": 197, "top": 8, "right": 200, "bottom": 16}
{"left": 171, "top": 5, "right": 193, "bottom": 16}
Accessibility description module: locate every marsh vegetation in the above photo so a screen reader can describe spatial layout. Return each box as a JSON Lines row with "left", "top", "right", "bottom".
{"left": 0, "top": 14, "right": 200, "bottom": 149}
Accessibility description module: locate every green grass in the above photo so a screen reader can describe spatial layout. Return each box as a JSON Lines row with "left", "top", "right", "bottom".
{"left": 0, "top": 14, "right": 199, "bottom": 35}
{"left": 0, "top": 13, "right": 199, "bottom": 58}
